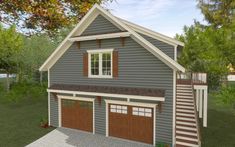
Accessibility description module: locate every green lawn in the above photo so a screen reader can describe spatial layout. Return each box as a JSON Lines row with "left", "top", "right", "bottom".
{"left": 201, "top": 93, "right": 235, "bottom": 147}
{"left": 0, "top": 89, "right": 54, "bottom": 147}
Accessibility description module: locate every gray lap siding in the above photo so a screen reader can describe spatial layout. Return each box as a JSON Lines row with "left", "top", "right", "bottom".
{"left": 81, "top": 15, "right": 122, "bottom": 36}
{"left": 49, "top": 37, "right": 173, "bottom": 145}
{"left": 140, "top": 33, "right": 175, "bottom": 59}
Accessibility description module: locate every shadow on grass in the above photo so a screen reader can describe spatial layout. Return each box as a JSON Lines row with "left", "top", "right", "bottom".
{"left": 201, "top": 108, "right": 235, "bottom": 147}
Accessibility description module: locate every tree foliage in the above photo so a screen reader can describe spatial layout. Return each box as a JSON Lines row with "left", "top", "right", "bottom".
{"left": 0, "top": 25, "right": 23, "bottom": 91}
{"left": 19, "top": 34, "right": 57, "bottom": 82}
{"left": 177, "top": 0, "right": 235, "bottom": 88}
{"left": 198, "top": 0, "right": 235, "bottom": 27}
{"left": 0, "top": 25, "right": 23, "bottom": 74}
{"left": 0, "top": 0, "right": 111, "bottom": 35}
{"left": 176, "top": 23, "right": 229, "bottom": 88}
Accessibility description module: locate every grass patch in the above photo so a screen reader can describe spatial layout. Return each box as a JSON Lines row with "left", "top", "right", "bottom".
{"left": 0, "top": 83, "right": 54, "bottom": 147}
{"left": 201, "top": 93, "right": 235, "bottom": 147}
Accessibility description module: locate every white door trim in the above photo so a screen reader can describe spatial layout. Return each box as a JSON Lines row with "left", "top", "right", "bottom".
{"left": 104, "top": 99, "right": 157, "bottom": 146}
{"left": 57, "top": 95, "right": 95, "bottom": 134}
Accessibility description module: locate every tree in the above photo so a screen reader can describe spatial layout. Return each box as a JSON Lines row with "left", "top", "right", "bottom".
{"left": 0, "top": 25, "right": 23, "bottom": 92}
{"left": 198, "top": 0, "right": 235, "bottom": 68}
{"left": 19, "top": 34, "right": 57, "bottom": 83}
{"left": 176, "top": 23, "right": 229, "bottom": 88}
{"left": 198, "top": 0, "right": 235, "bottom": 27}
{"left": 0, "top": 0, "right": 112, "bottom": 35}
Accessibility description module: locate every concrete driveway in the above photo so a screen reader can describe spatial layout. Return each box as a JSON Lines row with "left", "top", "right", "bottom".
{"left": 26, "top": 127, "right": 153, "bottom": 147}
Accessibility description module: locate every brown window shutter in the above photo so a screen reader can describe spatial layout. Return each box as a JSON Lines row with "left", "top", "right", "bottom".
{"left": 113, "top": 51, "right": 119, "bottom": 77}
{"left": 83, "top": 53, "right": 88, "bottom": 76}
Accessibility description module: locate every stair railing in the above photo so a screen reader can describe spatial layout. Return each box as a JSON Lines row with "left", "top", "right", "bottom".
{"left": 191, "top": 78, "right": 202, "bottom": 147}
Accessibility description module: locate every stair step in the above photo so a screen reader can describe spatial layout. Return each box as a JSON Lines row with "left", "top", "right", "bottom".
{"left": 176, "top": 136, "right": 198, "bottom": 142}
{"left": 176, "top": 112, "right": 195, "bottom": 117}
{"left": 177, "top": 99, "right": 193, "bottom": 102}
{"left": 176, "top": 116, "right": 196, "bottom": 122}
{"left": 177, "top": 87, "right": 192, "bottom": 90}
{"left": 176, "top": 141, "right": 199, "bottom": 147}
{"left": 176, "top": 139, "right": 199, "bottom": 146}
{"left": 176, "top": 130, "right": 197, "bottom": 137}
{"left": 176, "top": 126, "right": 197, "bottom": 131}
{"left": 176, "top": 105, "right": 194, "bottom": 110}
{"left": 177, "top": 84, "right": 192, "bottom": 87}
{"left": 177, "top": 95, "right": 193, "bottom": 99}
{"left": 176, "top": 121, "right": 196, "bottom": 126}
{"left": 177, "top": 90, "right": 192, "bottom": 93}
{"left": 176, "top": 109, "right": 194, "bottom": 114}
{"left": 176, "top": 124, "right": 197, "bottom": 129}
{"left": 176, "top": 102, "right": 194, "bottom": 106}
{"left": 177, "top": 92, "right": 193, "bottom": 96}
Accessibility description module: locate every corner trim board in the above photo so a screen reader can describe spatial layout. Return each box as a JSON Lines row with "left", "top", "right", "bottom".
{"left": 173, "top": 70, "right": 176, "bottom": 146}
{"left": 48, "top": 69, "right": 51, "bottom": 126}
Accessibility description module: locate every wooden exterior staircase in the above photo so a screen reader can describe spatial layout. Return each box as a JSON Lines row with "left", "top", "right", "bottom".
{"left": 175, "top": 72, "right": 209, "bottom": 147}
{"left": 175, "top": 84, "right": 201, "bottom": 147}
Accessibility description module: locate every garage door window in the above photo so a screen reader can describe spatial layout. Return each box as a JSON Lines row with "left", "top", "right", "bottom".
{"left": 110, "top": 104, "right": 127, "bottom": 114}
{"left": 132, "top": 107, "right": 152, "bottom": 117}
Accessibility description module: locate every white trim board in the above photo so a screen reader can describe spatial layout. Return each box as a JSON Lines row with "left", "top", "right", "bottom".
{"left": 104, "top": 99, "right": 157, "bottom": 146}
{"left": 57, "top": 95, "right": 95, "bottom": 134}
{"left": 47, "top": 89, "right": 165, "bottom": 102}
{"left": 68, "top": 32, "right": 130, "bottom": 42}
{"left": 39, "top": 4, "right": 185, "bottom": 72}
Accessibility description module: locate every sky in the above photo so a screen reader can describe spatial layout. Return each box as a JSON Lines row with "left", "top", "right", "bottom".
{"left": 105, "top": 0, "right": 206, "bottom": 37}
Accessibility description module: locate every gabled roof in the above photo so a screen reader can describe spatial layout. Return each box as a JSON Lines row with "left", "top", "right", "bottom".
{"left": 39, "top": 4, "right": 185, "bottom": 72}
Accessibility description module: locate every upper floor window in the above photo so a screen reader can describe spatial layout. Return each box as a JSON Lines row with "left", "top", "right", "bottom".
{"left": 87, "top": 49, "right": 113, "bottom": 78}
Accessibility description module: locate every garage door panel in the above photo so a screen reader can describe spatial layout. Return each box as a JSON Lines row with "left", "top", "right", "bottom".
{"left": 130, "top": 115, "right": 153, "bottom": 144}
{"left": 109, "top": 104, "right": 129, "bottom": 139}
{"left": 109, "top": 104, "right": 154, "bottom": 144}
{"left": 61, "top": 99, "right": 93, "bottom": 132}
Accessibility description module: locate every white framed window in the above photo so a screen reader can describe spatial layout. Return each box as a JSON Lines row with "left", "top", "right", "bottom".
{"left": 110, "top": 104, "right": 127, "bottom": 114}
{"left": 87, "top": 49, "right": 113, "bottom": 78}
{"left": 132, "top": 107, "right": 152, "bottom": 117}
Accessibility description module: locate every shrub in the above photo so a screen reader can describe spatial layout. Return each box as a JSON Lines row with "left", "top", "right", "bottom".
{"left": 0, "top": 82, "right": 47, "bottom": 103}
{"left": 156, "top": 142, "right": 171, "bottom": 147}
{"left": 215, "top": 85, "right": 235, "bottom": 109}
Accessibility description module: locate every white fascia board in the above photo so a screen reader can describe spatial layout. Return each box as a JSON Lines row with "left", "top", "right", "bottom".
{"left": 39, "top": 6, "right": 99, "bottom": 71}
{"left": 47, "top": 89, "right": 165, "bottom": 102}
{"left": 120, "top": 18, "right": 185, "bottom": 47}
{"left": 68, "top": 32, "right": 131, "bottom": 42}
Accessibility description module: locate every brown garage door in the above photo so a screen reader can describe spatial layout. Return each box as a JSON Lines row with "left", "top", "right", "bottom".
{"left": 109, "top": 104, "right": 153, "bottom": 144}
{"left": 61, "top": 99, "right": 93, "bottom": 132}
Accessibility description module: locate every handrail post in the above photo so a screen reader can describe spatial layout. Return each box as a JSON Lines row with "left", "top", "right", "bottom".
{"left": 203, "top": 87, "right": 208, "bottom": 127}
